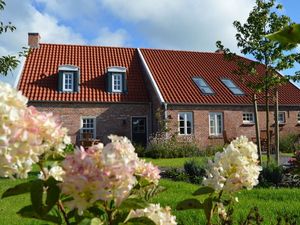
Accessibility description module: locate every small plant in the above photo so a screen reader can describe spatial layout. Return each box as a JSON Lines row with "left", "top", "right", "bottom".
{"left": 184, "top": 159, "right": 206, "bottom": 184}
{"left": 280, "top": 133, "right": 299, "bottom": 153}
{"left": 258, "top": 163, "right": 284, "bottom": 187}
{"left": 145, "top": 134, "right": 200, "bottom": 158}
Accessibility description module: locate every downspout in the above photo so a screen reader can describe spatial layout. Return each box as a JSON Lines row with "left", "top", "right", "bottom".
{"left": 164, "top": 103, "right": 168, "bottom": 139}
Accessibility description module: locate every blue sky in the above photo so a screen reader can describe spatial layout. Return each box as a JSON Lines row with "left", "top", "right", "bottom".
{"left": 0, "top": 0, "right": 299, "bottom": 87}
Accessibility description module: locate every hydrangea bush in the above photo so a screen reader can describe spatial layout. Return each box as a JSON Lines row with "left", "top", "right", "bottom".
{"left": 0, "top": 82, "right": 176, "bottom": 225}
{"left": 177, "top": 136, "right": 262, "bottom": 224}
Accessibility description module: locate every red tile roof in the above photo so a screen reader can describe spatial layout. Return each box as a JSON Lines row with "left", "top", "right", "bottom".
{"left": 140, "top": 48, "right": 300, "bottom": 105}
{"left": 18, "top": 44, "right": 149, "bottom": 103}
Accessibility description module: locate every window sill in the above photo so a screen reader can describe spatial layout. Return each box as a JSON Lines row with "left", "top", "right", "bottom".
{"left": 208, "top": 135, "right": 223, "bottom": 139}
{"left": 242, "top": 122, "right": 255, "bottom": 126}
{"left": 296, "top": 122, "right": 300, "bottom": 126}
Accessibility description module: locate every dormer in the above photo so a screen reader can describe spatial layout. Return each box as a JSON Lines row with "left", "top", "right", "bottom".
{"left": 58, "top": 65, "right": 80, "bottom": 93}
{"left": 106, "top": 66, "right": 128, "bottom": 93}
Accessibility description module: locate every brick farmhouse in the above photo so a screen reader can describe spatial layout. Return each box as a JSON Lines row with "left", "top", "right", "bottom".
{"left": 17, "top": 33, "right": 300, "bottom": 148}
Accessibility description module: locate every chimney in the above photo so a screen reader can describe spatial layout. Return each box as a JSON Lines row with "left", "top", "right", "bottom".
{"left": 28, "top": 33, "right": 40, "bottom": 48}
{"left": 215, "top": 49, "right": 224, "bottom": 54}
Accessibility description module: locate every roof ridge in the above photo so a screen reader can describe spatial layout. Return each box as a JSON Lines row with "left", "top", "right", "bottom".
{"left": 39, "top": 43, "right": 137, "bottom": 50}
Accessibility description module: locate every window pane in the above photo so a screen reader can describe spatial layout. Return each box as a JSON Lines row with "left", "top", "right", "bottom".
{"left": 178, "top": 112, "right": 193, "bottom": 135}
{"left": 193, "top": 77, "right": 214, "bottom": 94}
{"left": 221, "top": 78, "right": 244, "bottom": 95}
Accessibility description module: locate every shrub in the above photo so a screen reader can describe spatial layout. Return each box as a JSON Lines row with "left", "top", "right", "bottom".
{"left": 161, "top": 168, "right": 189, "bottom": 182}
{"left": 279, "top": 133, "right": 299, "bottom": 153}
{"left": 145, "top": 134, "right": 201, "bottom": 158}
{"left": 258, "top": 163, "right": 284, "bottom": 187}
{"left": 183, "top": 159, "right": 206, "bottom": 184}
{"left": 133, "top": 144, "right": 147, "bottom": 157}
{"left": 202, "top": 145, "right": 224, "bottom": 157}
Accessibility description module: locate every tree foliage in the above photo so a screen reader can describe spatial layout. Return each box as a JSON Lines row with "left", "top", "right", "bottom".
{"left": 0, "top": 0, "right": 26, "bottom": 76}
{"left": 216, "top": 0, "right": 300, "bottom": 163}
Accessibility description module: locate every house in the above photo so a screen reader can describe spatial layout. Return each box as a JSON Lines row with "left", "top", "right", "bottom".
{"left": 17, "top": 33, "right": 300, "bottom": 148}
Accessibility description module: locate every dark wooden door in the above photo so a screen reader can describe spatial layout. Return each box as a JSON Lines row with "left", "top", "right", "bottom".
{"left": 132, "top": 117, "right": 147, "bottom": 146}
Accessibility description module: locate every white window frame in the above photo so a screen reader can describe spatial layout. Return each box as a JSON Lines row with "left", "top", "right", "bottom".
{"left": 178, "top": 112, "right": 193, "bottom": 135}
{"left": 297, "top": 112, "right": 300, "bottom": 124}
{"left": 80, "top": 117, "right": 96, "bottom": 139}
{"left": 243, "top": 112, "right": 254, "bottom": 124}
{"left": 209, "top": 112, "right": 223, "bottom": 136}
{"left": 62, "top": 72, "right": 74, "bottom": 92}
{"left": 112, "top": 73, "right": 123, "bottom": 92}
{"left": 278, "top": 111, "right": 285, "bottom": 124}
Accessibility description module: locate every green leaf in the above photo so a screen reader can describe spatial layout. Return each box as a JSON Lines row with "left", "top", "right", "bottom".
{"left": 176, "top": 198, "right": 203, "bottom": 210}
{"left": 1, "top": 181, "right": 32, "bottom": 198}
{"left": 78, "top": 218, "right": 91, "bottom": 225}
{"left": 124, "top": 217, "right": 156, "bottom": 225}
{"left": 45, "top": 177, "right": 60, "bottom": 212}
{"left": 192, "top": 186, "right": 215, "bottom": 196}
{"left": 203, "top": 197, "right": 213, "bottom": 221}
{"left": 119, "top": 198, "right": 148, "bottom": 210}
{"left": 30, "top": 179, "right": 44, "bottom": 215}
{"left": 266, "top": 24, "right": 300, "bottom": 46}
{"left": 17, "top": 205, "right": 62, "bottom": 224}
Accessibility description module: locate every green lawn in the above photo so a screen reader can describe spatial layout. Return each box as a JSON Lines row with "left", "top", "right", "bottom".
{"left": 146, "top": 153, "right": 293, "bottom": 169}
{"left": 152, "top": 179, "right": 300, "bottom": 225}
{"left": 145, "top": 157, "right": 209, "bottom": 168}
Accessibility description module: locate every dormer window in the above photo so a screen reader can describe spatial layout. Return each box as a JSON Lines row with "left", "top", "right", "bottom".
{"left": 112, "top": 73, "right": 123, "bottom": 92}
{"left": 58, "top": 65, "right": 80, "bottom": 93}
{"left": 106, "top": 66, "right": 127, "bottom": 93}
{"left": 192, "top": 77, "right": 214, "bottom": 94}
{"left": 63, "top": 72, "right": 74, "bottom": 92}
{"left": 221, "top": 78, "right": 244, "bottom": 95}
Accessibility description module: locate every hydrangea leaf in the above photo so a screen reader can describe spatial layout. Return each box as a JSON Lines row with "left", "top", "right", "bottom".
{"left": 1, "top": 181, "right": 33, "bottom": 198}
{"left": 192, "top": 186, "right": 215, "bottom": 196}
{"left": 176, "top": 198, "right": 203, "bottom": 210}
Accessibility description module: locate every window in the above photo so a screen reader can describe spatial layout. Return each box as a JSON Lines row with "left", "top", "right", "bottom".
{"left": 81, "top": 117, "right": 96, "bottom": 139}
{"left": 63, "top": 72, "right": 74, "bottom": 92}
{"left": 192, "top": 77, "right": 214, "bottom": 94}
{"left": 112, "top": 73, "right": 123, "bottom": 92}
{"left": 243, "top": 112, "right": 254, "bottom": 124}
{"left": 178, "top": 112, "right": 193, "bottom": 135}
{"left": 278, "top": 112, "right": 285, "bottom": 124}
{"left": 221, "top": 78, "right": 244, "bottom": 95}
{"left": 298, "top": 112, "right": 300, "bottom": 123}
{"left": 209, "top": 112, "right": 223, "bottom": 136}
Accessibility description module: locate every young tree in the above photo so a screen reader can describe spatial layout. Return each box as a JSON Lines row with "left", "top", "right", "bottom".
{"left": 216, "top": 0, "right": 300, "bottom": 164}
{"left": 0, "top": 0, "right": 25, "bottom": 76}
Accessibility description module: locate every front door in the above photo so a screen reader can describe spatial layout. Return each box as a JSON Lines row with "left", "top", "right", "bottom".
{"left": 132, "top": 117, "right": 147, "bottom": 146}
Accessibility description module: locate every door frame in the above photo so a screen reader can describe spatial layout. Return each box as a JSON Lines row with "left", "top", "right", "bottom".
{"left": 130, "top": 116, "right": 148, "bottom": 144}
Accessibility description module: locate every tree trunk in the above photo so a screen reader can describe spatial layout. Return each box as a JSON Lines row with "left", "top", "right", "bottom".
{"left": 253, "top": 94, "right": 262, "bottom": 164}
{"left": 274, "top": 88, "right": 280, "bottom": 165}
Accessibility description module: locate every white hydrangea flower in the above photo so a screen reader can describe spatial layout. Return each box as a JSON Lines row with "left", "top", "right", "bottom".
{"left": 127, "top": 204, "right": 177, "bottom": 225}
{"left": 0, "top": 82, "right": 70, "bottom": 178}
{"left": 203, "top": 136, "right": 262, "bottom": 192}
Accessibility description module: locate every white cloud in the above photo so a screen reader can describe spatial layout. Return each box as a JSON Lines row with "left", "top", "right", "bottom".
{"left": 91, "top": 28, "right": 129, "bottom": 47}
{"left": 101, "top": 0, "right": 255, "bottom": 52}
{"left": 0, "top": 0, "right": 85, "bottom": 84}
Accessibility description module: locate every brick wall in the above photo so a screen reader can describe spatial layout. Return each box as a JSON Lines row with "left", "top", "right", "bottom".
{"left": 167, "top": 104, "right": 300, "bottom": 149}
{"left": 30, "top": 102, "right": 151, "bottom": 144}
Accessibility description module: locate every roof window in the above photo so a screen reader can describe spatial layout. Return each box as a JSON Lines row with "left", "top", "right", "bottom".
{"left": 192, "top": 77, "right": 214, "bottom": 94}
{"left": 221, "top": 78, "right": 244, "bottom": 95}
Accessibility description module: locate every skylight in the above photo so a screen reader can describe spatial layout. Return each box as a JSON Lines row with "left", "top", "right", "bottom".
{"left": 192, "top": 77, "right": 214, "bottom": 94}
{"left": 221, "top": 78, "right": 244, "bottom": 95}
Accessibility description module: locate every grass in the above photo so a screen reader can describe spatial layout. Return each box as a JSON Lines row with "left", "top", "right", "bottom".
{"left": 151, "top": 179, "right": 300, "bottom": 225}
{"left": 145, "top": 157, "right": 209, "bottom": 168}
